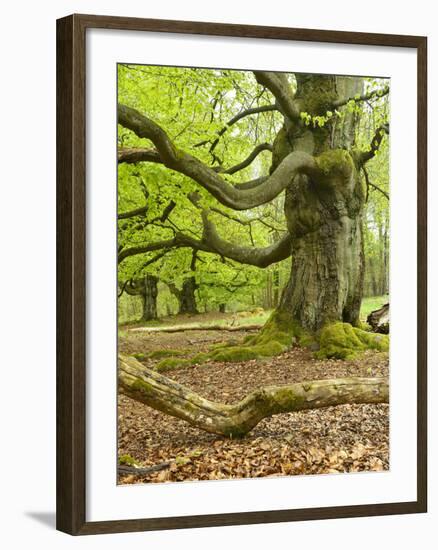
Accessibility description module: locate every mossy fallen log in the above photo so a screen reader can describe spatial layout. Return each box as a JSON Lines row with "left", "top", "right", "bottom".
{"left": 118, "top": 354, "right": 389, "bottom": 438}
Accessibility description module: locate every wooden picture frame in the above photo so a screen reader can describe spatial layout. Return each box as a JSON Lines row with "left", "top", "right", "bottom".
{"left": 56, "top": 13, "right": 427, "bottom": 535}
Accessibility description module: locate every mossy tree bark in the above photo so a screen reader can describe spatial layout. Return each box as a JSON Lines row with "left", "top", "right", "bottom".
{"left": 118, "top": 73, "right": 388, "bottom": 339}
{"left": 272, "top": 75, "right": 365, "bottom": 331}
{"left": 119, "top": 354, "right": 389, "bottom": 437}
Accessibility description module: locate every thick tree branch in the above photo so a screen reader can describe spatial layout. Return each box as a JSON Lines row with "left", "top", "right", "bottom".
{"left": 120, "top": 143, "right": 272, "bottom": 178}
{"left": 333, "top": 86, "right": 389, "bottom": 109}
{"left": 118, "top": 210, "right": 291, "bottom": 267}
{"left": 118, "top": 103, "right": 317, "bottom": 210}
{"left": 118, "top": 237, "right": 180, "bottom": 263}
{"left": 119, "top": 354, "right": 389, "bottom": 438}
{"left": 201, "top": 216, "right": 291, "bottom": 267}
{"left": 187, "top": 193, "right": 291, "bottom": 267}
{"left": 233, "top": 176, "right": 268, "bottom": 190}
{"left": 118, "top": 147, "right": 162, "bottom": 164}
{"left": 253, "top": 71, "right": 300, "bottom": 122}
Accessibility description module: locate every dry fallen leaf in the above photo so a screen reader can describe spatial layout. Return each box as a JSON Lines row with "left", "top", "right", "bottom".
{"left": 118, "top": 328, "right": 389, "bottom": 485}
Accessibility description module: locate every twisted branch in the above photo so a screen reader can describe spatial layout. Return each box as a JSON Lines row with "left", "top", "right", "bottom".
{"left": 118, "top": 103, "right": 317, "bottom": 210}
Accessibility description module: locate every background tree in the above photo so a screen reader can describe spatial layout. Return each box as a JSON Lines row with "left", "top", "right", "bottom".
{"left": 119, "top": 275, "right": 158, "bottom": 321}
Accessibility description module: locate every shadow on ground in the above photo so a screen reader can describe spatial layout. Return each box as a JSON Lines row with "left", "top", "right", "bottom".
{"left": 25, "top": 511, "right": 56, "bottom": 529}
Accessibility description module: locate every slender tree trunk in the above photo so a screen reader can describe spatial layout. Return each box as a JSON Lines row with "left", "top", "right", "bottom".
{"left": 367, "top": 256, "right": 378, "bottom": 297}
{"left": 272, "top": 266, "right": 280, "bottom": 307}
{"left": 378, "top": 218, "right": 385, "bottom": 295}
{"left": 266, "top": 271, "right": 273, "bottom": 309}
{"left": 218, "top": 256, "right": 226, "bottom": 313}
{"left": 383, "top": 219, "right": 389, "bottom": 295}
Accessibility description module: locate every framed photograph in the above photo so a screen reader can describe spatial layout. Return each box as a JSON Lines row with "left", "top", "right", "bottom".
{"left": 56, "top": 14, "right": 427, "bottom": 535}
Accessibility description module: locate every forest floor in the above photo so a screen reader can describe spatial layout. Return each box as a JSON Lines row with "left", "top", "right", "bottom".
{"left": 118, "top": 315, "right": 389, "bottom": 485}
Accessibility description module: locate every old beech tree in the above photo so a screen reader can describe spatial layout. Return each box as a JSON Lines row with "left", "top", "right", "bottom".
{"left": 117, "top": 69, "right": 389, "bottom": 437}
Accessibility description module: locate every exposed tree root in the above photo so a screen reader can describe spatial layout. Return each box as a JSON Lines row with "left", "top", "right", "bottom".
{"left": 316, "top": 322, "right": 389, "bottom": 360}
{"left": 119, "top": 354, "right": 389, "bottom": 438}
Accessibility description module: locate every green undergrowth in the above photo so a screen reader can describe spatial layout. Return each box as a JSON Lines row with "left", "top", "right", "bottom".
{"left": 316, "top": 322, "right": 389, "bottom": 360}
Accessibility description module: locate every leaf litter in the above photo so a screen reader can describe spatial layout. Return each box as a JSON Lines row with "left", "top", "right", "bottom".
{"left": 118, "top": 328, "right": 389, "bottom": 484}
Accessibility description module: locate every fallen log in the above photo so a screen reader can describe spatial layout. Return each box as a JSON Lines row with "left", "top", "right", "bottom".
{"left": 118, "top": 354, "right": 389, "bottom": 438}
{"left": 118, "top": 462, "right": 171, "bottom": 477}
{"left": 129, "top": 323, "right": 264, "bottom": 333}
{"left": 367, "top": 303, "right": 389, "bottom": 334}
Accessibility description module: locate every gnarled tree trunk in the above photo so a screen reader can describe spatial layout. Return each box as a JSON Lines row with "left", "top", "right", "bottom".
{"left": 119, "top": 354, "right": 389, "bottom": 438}
{"left": 124, "top": 274, "right": 158, "bottom": 322}
{"left": 272, "top": 74, "right": 366, "bottom": 331}
{"left": 167, "top": 278, "right": 198, "bottom": 315}
{"left": 179, "top": 276, "right": 198, "bottom": 314}
{"left": 167, "top": 251, "right": 199, "bottom": 315}
{"left": 279, "top": 189, "right": 365, "bottom": 330}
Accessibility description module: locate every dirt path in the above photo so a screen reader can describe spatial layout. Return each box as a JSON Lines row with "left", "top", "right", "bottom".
{"left": 118, "top": 329, "right": 389, "bottom": 484}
